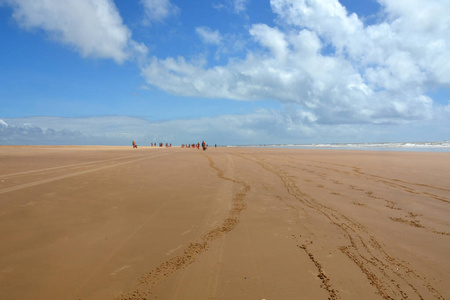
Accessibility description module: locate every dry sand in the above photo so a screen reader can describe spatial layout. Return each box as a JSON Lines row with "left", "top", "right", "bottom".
{"left": 0, "top": 146, "right": 449, "bottom": 300}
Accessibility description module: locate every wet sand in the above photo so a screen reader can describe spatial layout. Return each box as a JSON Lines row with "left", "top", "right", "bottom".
{"left": 0, "top": 146, "right": 449, "bottom": 300}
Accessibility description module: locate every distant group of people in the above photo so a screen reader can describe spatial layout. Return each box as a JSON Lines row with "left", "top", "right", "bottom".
{"left": 132, "top": 141, "right": 172, "bottom": 148}
{"left": 181, "top": 141, "right": 208, "bottom": 150}
{"left": 150, "top": 143, "right": 171, "bottom": 147}
{"left": 132, "top": 140, "right": 217, "bottom": 150}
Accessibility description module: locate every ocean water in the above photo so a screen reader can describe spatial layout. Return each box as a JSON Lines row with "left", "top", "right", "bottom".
{"left": 233, "top": 142, "right": 450, "bottom": 152}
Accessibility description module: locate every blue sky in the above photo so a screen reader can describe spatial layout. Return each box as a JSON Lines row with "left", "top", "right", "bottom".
{"left": 0, "top": 0, "right": 449, "bottom": 146}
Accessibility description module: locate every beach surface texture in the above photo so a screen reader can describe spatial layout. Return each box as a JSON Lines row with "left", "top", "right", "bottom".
{"left": 0, "top": 146, "right": 449, "bottom": 300}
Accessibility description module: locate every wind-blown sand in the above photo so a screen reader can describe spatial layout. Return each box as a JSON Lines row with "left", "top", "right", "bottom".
{"left": 0, "top": 146, "right": 448, "bottom": 300}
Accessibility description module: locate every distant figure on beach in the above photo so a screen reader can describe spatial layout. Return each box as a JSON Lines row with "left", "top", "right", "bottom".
{"left": 202, "top": 141, "right": 206, "bottom": 151}
{"left": 132, "top": 140, "right": 137, "bottom": 148}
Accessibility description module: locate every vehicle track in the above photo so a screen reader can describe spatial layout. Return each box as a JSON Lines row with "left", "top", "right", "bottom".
{"left": 118, "top": 153, "right": 250, "bottom": 300}
{"left": 306, "top": 160, "right": 449, "bottom": 204}
{"left": 0, "top": 153, "right": 175, "bottom": 195}
{"left": 237, "top": 152, "right": 445, "bottom": 300}
{"left": 0, "top": 154, "right": 141, "bottom": 178}
{"left": 272, "top": 157, "right": 450, "bottom": 236}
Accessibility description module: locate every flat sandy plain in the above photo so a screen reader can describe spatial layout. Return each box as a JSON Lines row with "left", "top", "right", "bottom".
{"left": 0, "top": 146, "right": 449, "bottom": 300}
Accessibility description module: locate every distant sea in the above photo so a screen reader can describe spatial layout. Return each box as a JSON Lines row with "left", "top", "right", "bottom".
{"left": 230, "top": 141, "right": 450, "bottom": 152}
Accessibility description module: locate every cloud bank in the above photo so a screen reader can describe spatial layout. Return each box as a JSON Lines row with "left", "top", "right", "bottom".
{"left": 2, "top": 107, "right": 449, "bottom": 146}
{"left": 141, "top": 0, "right": 449, "bottom": 126}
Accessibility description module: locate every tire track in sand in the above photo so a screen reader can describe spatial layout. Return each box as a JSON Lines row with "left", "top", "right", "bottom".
{"left": 118, "top": 154, "right": 250, "bottom": 300}
{"left": 298, "top": 244, "right": 339, "bottom": 300}
{"left": 280, "top": 159, "right": 450, "bottom": 236}
{"left": 0, "top": 154, "right": 141, "bottom": 179}
{"left": 270, "top": 155, "right": 450, "bottom": 205}
{"left": 308, "top": 160, "right": 450, "bottom": 204}
{"left": 238, "top": 153, "right": 445, "bottom": 300}
{"left": 0, "top": 153, "right": 174, "bottom": 195}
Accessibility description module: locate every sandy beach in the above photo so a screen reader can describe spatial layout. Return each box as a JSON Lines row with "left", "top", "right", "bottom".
{"left": 0, "top": 146, "right": 448, "bottom": 300}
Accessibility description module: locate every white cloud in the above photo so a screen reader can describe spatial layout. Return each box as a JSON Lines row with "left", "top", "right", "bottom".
{"left": 4, "top": 0, "right": 146, "bottom": 63}
{"left": 141, "top": 0, "right": 179, "bottom": 23}
{"left": 0, "top": 119, "right": 88, "bottom": 145}
{"left": 249, "top": 24, "right": 288, "bottom": 61}
{"left": 196, "top": 27, "right": 222, "bottom": 45}
{"left": 212, "top": 0, "right": 249, "bottom": 14}
{"left": 270, "top": 0, "right": 450, "bottom": 86}
{"left": 233, "top": 0, "right": 249, "bottom": 13}
{"left": 140, "top": 0, "right": 449, "bottom": 126}
{"left": 0, "top": 117, "right": 152, "bottom": 145}
{"left": 141, "top": 28, "right": 385, "bottom": 123}
{"left": 377, "top": 0, "right": 450, "bottom": 86}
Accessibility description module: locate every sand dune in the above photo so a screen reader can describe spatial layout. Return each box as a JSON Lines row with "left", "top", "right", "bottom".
{"left": 0, "top": 146, "right": 448, "bottom": 299}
